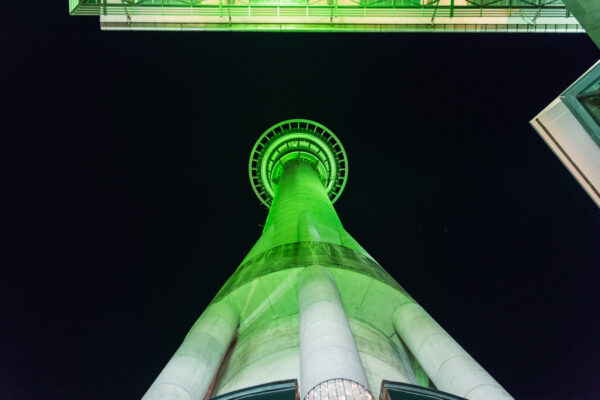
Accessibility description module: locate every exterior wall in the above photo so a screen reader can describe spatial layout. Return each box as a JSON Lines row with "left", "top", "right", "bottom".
{"left": 531, "top": 98, "right": 600, "bottom": 207}
{"left": 530, "top": 60, "right": 600, "bottom": 208}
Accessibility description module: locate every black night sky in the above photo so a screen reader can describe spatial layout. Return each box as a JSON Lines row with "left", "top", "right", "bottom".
{"left": 3, "top": 3, "right": 600, "bottom": 400}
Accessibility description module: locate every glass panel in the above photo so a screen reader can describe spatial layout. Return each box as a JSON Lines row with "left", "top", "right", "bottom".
{"left": 577, "top": 77, "right": 600, "bottom": 128}
{"left": 578, "top": 91, "right": 600, "bottom": 127}
{"left": 382, "top": 381, "right": 467, "bottom": 400}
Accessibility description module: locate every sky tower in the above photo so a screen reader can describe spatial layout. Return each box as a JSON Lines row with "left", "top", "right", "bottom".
{"left": 142, "top": 119, "right": 513, "bottom": 400}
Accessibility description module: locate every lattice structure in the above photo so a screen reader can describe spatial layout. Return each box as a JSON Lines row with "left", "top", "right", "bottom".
{"left": 305, "top": 379, "right": 374, "bottom": 400}
{"left": 68, "top": 0, "right": 583, "bottom": 32}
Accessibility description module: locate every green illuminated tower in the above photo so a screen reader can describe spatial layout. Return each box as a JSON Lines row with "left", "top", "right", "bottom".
{"left": 142, "top": 120, "right": 513, "bottom": 400}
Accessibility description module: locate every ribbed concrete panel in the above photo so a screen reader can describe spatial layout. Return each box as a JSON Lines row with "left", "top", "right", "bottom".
{"left": 530, "top": 60, "right": 600, "bottom": 208}
{"left": 347, "top": 317, "right": 414, "bottom": 398}
{"left": 215, "top": 315, "right": 300, "bottom": 395}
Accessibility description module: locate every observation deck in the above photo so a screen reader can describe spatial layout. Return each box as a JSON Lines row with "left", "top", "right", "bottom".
{"left": 68, "top": 0, "right": 582, "bottom": 33}
{"left": 249, "top": 119, "right": 348, "bottom": 209}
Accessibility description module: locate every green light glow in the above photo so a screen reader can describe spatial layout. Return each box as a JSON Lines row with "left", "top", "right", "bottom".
{"left": 249, "top": 119, "right": 347, "bottom": 209}
{"left": 68, "top": 0, "right": 580, "bottom": 33}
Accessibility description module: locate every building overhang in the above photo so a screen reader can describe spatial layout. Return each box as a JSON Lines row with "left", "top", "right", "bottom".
{"left": 68, "top": 0, "right": 583, "bottom": 32}
{"left": 531, "top": 59, "right": 600, "bottom": 208}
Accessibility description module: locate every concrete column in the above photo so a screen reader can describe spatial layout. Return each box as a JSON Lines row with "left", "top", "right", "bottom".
{"left": 392, "top": 302, "right": 513, "bottom": 400}
{"left": 298, "top": 265, "right": 370, "bottom": 399}
{"left": 142, "top": 301, "right": 239, "bottom": 400}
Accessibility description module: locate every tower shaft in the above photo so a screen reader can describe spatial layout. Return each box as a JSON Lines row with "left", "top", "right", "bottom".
{"left": 243, "top": 156, "right": 368, "bottom": 264}
{"left": 265, "top": 159, "right": 342, "bottom": 246}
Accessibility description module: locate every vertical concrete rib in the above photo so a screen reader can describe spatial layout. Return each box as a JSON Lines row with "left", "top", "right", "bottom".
{"left": 297, "top": 210, "right": 322, "bottom": 242}
{"left": 142, "top": 302, "right": 239, "bottom": 400}
{"left": 392, "top": 303, "right": 513, "bottom": 400}
{"left": 298, "top": 265, "right": 370, "bottom": 399}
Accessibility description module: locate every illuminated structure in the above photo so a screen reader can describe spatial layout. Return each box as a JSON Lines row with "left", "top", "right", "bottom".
{"left": 531, "top": 60, "right": 600, "bottom": 208}
{"left": 142, "top": 120, "right": 513, "bottom": 400}
{"left": 68, "top": 0, "right": 582, "bottom": 33}
{"left": 529, "top": 2, "right": 599, "bottom": 208}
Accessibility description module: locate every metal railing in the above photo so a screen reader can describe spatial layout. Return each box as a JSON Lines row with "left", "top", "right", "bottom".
{"left": 70, "top": 0, "right": 570, "bottom": 16}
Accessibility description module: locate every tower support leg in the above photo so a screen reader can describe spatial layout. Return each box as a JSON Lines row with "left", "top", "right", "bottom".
{"left": 142, "top": 302, "right": 239, "bottom": 400}
{"left": 392, "top": 303, "right": 513, "bottom": 400}
{"left": 298, "top": 265, "right": 371, "bottom": 400}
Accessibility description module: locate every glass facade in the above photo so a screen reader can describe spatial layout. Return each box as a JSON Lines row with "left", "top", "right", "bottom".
{"left": 578, "top": 77, "right": 600, "bottom": 128}
{"left": 562, "top": 61, "right": 600, "bottom": 145}
{"left": 381, "top": 381, "right": 467, "bottom": 400}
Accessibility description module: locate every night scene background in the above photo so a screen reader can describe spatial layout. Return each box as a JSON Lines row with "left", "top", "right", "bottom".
{"left": 3, "top": 3, "right": 600, "bottom": 399}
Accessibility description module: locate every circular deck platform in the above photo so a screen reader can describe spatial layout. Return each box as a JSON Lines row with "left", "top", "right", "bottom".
{"left": 249, "top": 119, "right": 348, "bottom": 208}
